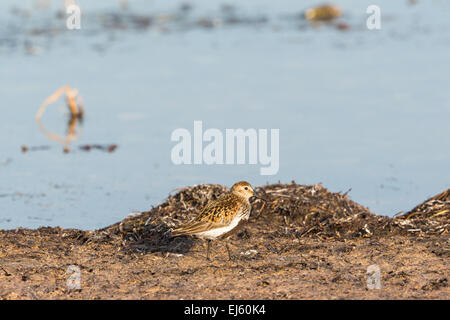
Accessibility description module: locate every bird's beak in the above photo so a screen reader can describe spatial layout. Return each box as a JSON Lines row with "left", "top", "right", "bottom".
{"left": 251, "top": 193, "right": 267, "bottom": 203}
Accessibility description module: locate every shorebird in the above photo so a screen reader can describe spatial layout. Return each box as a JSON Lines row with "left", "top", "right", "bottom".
{"left": 171, "top": 181, "right": 261, "bottom": 261}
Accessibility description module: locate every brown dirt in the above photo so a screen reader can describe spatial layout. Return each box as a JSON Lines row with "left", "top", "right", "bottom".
{"left": 0, "top": 183, "right": 448, "bottom": 299}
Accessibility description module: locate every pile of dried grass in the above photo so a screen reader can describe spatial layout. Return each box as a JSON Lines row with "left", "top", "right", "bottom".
{"left": 102, "top": 183, "right": 406, "bottom": 253}
{"left": 100, "top": 183, "right": 449, "bottom": 253}
{"left": 254, "top": 183, "right": 394, "bottom": 239}
{"left": 103, "top": 184, "right": 230, "bottom": 253}
{"left": 393, "top": 189, "right": 450, "bottom": 236}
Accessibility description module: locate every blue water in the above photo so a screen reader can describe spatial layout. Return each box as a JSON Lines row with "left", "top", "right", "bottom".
{"left": 0, "top": 0, "right": 449, "bottom": 229}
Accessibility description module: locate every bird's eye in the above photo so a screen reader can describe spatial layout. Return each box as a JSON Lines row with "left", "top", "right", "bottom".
{"left": 244, "top": 187, "right": 248, "bottom": 190}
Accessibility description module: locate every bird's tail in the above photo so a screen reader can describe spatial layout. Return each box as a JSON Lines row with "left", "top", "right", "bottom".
{"left": 171, "top": 221, "right": 210, "bottom": 237}
{"left": 171, "top": 224, "right": 196, "bottom": 237}
{"left": 171, "top": 228, "right": 187, "bottom": 237}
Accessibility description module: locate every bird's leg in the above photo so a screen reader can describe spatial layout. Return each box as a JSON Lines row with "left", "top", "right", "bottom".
{"left": 225, "top": 242, "right": 233, "bottom": 261}
{"left": 206, "top": 240, "right": 212, "bottom": 261}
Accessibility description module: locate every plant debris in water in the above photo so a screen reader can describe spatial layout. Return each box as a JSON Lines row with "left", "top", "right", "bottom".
{"left": 35, "top": 86, "right": 84, "bottom": 152}
{"left": 1, "top": 3, "right": 355, "bottom": 55}
{"left": 78, "top": 144, "right": 118, "bottom": 153}
{"left": 18, "top": 87, "right": 118, "bottom": 154}
{"left": 304, "top": 4, "right": 342, "bottom": 21}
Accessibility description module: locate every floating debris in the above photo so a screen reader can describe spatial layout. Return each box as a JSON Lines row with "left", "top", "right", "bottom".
{"left": 1, "top": 4, "right": 275, "bottom": 54}
{"left": 196, "top": 17, "right": 219, "bottom": 29}
{"left": 21, "top": 145, "right": 51, "bottom": 153}
{"left": 30, "top": 89, "right": 118, "bottom": 154}
{"left": 79, "top": 144, "right": 118, "bottom": 153}
{"left": 304, "top": 4, "right": 342, "bottom": 21}
{"left": 24, "top": 40, "right": 41, "bottom": 55}
{"left": 35, "top": 86, "right": 84, "bottom": 152}
{"left": 335, "top": 22, "right": 350, "bottom": 31}
{"left": 20, "top": 144, "right": 118, "bottom": 153}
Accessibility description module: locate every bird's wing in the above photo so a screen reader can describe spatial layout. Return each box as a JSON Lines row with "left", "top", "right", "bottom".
{"left": 171, "top": 194, "right": 240, "bottom": 236}
{"left": 197, "top": 194, "right": 240, "bottom": 224}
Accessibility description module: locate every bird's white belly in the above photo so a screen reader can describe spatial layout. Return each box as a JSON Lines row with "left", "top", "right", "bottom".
{"left": 196, "top": 217, "right": 242, "bottom": 240}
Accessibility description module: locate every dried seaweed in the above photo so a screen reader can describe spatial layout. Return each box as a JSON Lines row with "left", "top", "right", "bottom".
{"left": 393, "top": 189, "right": 450, "bottom": 236}
{"left": 253, "top": 183, "right": 393, "bottom": 239}
{"left": 101, "top": 182, "right": 450, "bottom": 254}
{"left": 105, "top": 184, "right": 229, "bottom": 254}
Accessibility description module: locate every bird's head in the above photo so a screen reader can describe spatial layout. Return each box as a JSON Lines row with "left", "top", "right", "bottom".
{"left": 231, "top": 181, "right": 255, "bottom": 200}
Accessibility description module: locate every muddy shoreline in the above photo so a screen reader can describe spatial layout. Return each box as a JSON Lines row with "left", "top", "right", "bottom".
{"left": 1, "top": 183, "right": 448, "bottom": 299}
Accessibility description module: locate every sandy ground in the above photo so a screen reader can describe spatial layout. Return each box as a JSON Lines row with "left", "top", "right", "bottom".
{"left": 0, "top": 184, "right": 448, "bottom": 299}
